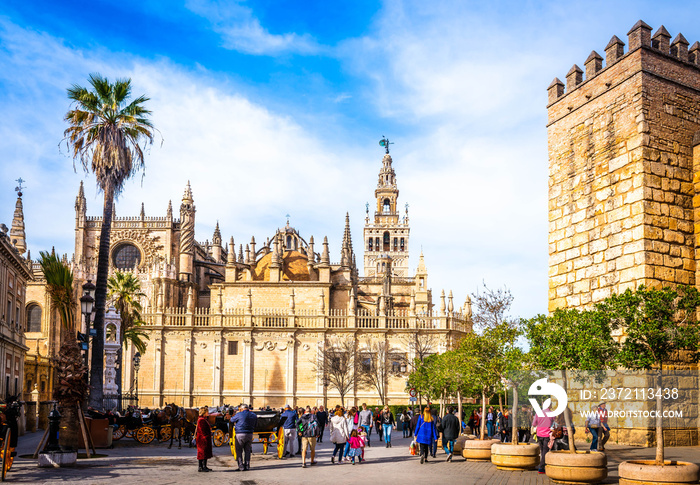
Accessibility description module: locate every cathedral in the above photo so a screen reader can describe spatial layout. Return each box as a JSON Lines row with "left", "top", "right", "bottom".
{"left": 26, "top": 148, "right": 471, "bottom": 408}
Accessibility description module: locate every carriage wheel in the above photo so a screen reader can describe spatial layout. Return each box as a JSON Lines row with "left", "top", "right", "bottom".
{"left": 229, "top": 429, "right": 237, "bottom": 459}
{"left": 135, "top": 426, "right": 156, "bottom": 444}
{"left": 1, "top": 429, "right": 10, "bottom": 482}
{"left": 277, "top": 428, "right": 284, "bottom": 459}
{"left": 212, "top": 429, "right": 226, "bottom": 447}
{"left": 159, "top": 426, "right": 172, "bottom": 442}
{"left": 113, "top": 425, "right": 126, "bottom": 441}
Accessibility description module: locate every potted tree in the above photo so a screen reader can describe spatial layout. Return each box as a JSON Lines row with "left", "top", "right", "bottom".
{"left": 525, "top": 306, "right": 616, "bottom": 484}
{"left": 600, "top": 286, "right": 700, "bottom": 485}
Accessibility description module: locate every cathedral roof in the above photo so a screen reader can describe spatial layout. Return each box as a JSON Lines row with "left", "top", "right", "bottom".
{"left": 252, "top": 250, "right": 310, "bottom": 281}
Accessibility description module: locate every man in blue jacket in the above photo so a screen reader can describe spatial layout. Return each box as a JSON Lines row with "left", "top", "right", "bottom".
{"left": 280, "top": 404, "right": 298, "bottom": 458}
{"left": 230, "top": 404, "right": 257, "bottom": 471}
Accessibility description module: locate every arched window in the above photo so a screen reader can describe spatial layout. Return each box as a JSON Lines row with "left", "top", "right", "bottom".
{"left": 383, "top": 199, "right": 391, "bottom": 214}
{"left": 26, "top": 304, "right": 41, "bottom": 333}
{"left": 106, "top": 324, "right": 118, "bottom": 342}
{"left": 375, "top": 237, "right": 380, "bottom": 249}
{"left": 368, "top": 239, "right": 373, "bottom": 251}
{"left": 393, "top": 238, "right": 398, "bottom": 251}
{"left": 400, "top": 238, "right": 405, "bottom": 251}
{"left": 383, "top": 232, "right": 390, "bottom": 251}
{"left": 286, "top": 235, "right": 292, "bottom": 249}
{"left": 112, "top": 243, "right": 141, "bottom": 269}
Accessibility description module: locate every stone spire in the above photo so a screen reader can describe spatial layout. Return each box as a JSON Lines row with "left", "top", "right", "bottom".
{"left": 183, "top": 180, "right": 193, "bottom": 203}
{"left": 75, "top": 181, "right": 87, "bottom": 214}
{"left": 321, "top": 236, "right": 330, "bottom": 265}
{"left": 166, "top": 200, "right": 173, "bottom": 220}
{"left": 227, "top": 237, "right": 236, "bottom": 265}
{"left": 179, "top": 181, "right": 196, "bottom": 282}
{"left": 341, "top": 212, "right": 353, "bottom": 267}
{"left": 10, "top": 189, "right": 26, "bottom": 255}
{"left": 140, "top": 202, "right": 145, "bottom": 220}
{"left": 212, "top": 222, "right": 222, "bottom": 245}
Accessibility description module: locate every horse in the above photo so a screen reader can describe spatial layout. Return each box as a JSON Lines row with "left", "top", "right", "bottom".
{"left": 164, "top": 404, "right": 197, "bottom": 449}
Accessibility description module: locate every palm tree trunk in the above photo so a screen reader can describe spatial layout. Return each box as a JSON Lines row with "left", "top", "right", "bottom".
{"left": 89, "top": 186, "right": 114, "bottom": 409}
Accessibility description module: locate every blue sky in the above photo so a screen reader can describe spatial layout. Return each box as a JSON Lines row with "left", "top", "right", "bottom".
{"left": 1, "top": 0, "right": 699, "bottom": 319}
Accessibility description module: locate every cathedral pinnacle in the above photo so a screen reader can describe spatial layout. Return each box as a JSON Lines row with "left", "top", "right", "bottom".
{"left": 182, "top": 180, "right": 193, "bottom": 203}
{"left": 10, "top": 179, "right": 26, "bottom": 255}
{"left": 75, "top": 180, "right": 87, "bottom": 214}
{"left": 213, "top": 222, "right": 221, "bottom": 245}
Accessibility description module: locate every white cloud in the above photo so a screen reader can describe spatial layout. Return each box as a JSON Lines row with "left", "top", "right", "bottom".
{"left": 185, "top": 0, "right": 322, "bottom": 56}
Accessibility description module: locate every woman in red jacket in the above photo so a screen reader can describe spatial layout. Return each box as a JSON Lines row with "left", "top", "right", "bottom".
{"left": 196, "top": 407, "right": 213, "bottom": 472}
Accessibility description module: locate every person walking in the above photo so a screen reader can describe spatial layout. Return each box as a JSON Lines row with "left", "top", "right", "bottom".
{"left": 374, "top": 407, "right": 383, "bottom": 442}
{"left": 441, "top": 407, "right": 460, "bottom": 461}
{"left": 358, "top": 403, "right": 373, "bottom": 447}
{"left": 381, "top": 406, "right": 396, "bottom": 447}
{"left": 533, "top": 406, "right": 555, "bottom": 474}
{"left": 597, "top": 402, "right": 610, "bottom": 451}
{"left": 229, "top": 403, "right": 257, "bottom": 471}
{"left": 280, "top": 404, "right": 298, "bottom": 458}
{"left": 296, "top": 407, "right": 304, "bottom": 454}
{"left": 499, "top": 409, "right": 512, "bottom": 442}
{"left": 585, "top": 404, "right": 601, "bottom": 451}
{"left": 401, "top": 409, "right": 411, "bottom": 438}
{"left": 299, "top": 406, "right": 319, "bottom": 468}
{"left": 347, "top": 430, "right": 365, "bottom": 464}
{"left": 410, "top": 407, "right": 420, "bottom": 438}
{"left": 195, "top": 406, "right": 213, "bottom": 472}
{"left": 329, "top": 408, "right": 350, "bottom": 464}
{"left": 475, "top": 409, "right": 482, "bottom": 437}
{"left": 414, "top": 406, "right": 438, "bottom": 464}
{"left": 316, "top": 405, "right": 328, "bottom": 443}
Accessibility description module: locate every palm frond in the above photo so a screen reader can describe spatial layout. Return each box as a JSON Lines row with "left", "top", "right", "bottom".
{"left": 38, "top": 251, "right": 75, "bottom": 330}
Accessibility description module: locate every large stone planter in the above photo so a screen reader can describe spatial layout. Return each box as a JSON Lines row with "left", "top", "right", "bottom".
{"left": 454, "top": 435, "right": 475, "bottom": 453}
{"left": 462, "top": 439, "right": 500, "bottom": 461}
{"left": 491, "top": 442, "right": 539, "bottom": 470}
{"left": 619, "top": 460, "right": 700, "bottom": 485}
{"left": 546, "top": 450, "right": 608, "bottom": 484}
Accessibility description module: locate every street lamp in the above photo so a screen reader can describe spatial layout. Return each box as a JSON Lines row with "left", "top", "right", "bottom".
{"left": 133, "top": 352, "right": 141, "bottom": 403}
{"left": 79, "top": 280, "right": 96, "bottom": 390}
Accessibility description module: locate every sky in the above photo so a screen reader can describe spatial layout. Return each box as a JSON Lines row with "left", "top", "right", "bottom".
{"left": 1, "top": 0, "right": 698, "bottom": 321}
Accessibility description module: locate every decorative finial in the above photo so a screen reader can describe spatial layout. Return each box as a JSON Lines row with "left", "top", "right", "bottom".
{"left": 286, "top": 214, "right": 290, "bottom": 227}
{"left": 365, "top": 202, "right": 369, "bottom": 214}
{"left": 379, "top": 136, "right": 393, "bottom": 154}
{"left": 15, "top": 178, "right": 25, "bottom": 197}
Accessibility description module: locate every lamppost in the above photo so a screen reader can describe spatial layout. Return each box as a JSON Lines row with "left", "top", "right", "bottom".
{"left": 322, "top": 376, "right": 329, "bottom": 410}
{"left": 133, "top": 352, "right": 141, "bottom": 403}
{"left": 79, "top": 280, "right": 96, "bottom": 391}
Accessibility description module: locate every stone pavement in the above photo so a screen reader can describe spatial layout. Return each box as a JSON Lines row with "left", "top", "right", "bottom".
{"left": 9, "top": 430, "right": 700, "bottom": 484}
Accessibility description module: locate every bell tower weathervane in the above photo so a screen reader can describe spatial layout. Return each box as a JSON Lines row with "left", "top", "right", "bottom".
{"left": 379, "top": 137, "right": 393, "bottom": 154}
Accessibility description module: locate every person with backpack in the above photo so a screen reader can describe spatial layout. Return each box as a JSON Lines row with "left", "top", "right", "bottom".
{"left": 401, "top": 409, "right": 411, "bottom": 438}
{"left": 431, "top": 408, "right": 441, "bottom": 457}
{"left": 298, "top": 406, "right": 320, "bottom": 468}
{"left": 329, "top": 408, "right": 350, "bottom": 464}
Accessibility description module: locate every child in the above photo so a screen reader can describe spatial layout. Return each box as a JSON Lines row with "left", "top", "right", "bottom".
{"left": 358, "top": 427, "right": 368, "bottom": 461}
{"left": 348, "top": 429, "right": 364, "bottom": 464}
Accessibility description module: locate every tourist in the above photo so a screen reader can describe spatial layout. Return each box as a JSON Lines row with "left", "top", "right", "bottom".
{"left": 517, "top": 405, "right": 533, "bottom": 443}
{"left": 329, "top": 408, "right": 350, "bottom": 464}
{"left": 414, "top": 406, "right": 438, "bottom": 464}
{"left": 585, "top": 404, "right": 601, "bottom": 451}
{"left": 316, "top": 405, "right": 328, "bottom": 443}
{"left": 195, "top": 406, "right": 213, "bottom": 472}
{"left": 343, "top": 408, "right": 355, "bottom": 460}
{"left": 352, "top": 406, "right": 360, "bottom": 430}
{"left": 475, "top": 409, "right": 482, "bottom": 437}
{"left": 551, "top": 409, "right": 573, "bottom": 451}
{"left": 380, "top": 405, "right": 396, "bottom": 447}
{"left": 441, "top": 407, "right": 460, "bottom": 462}
{"left": 299, "top": 406, "right": 319, "bottom": 468}
{"left": 499, "top": 409, "right": 512, "bottom": 442}
{"left": 467, "top": 410, "right": 476, "bottom": 435}
{"left": 358, "top": 403, "right": 373, "bottom": 446}
{"left": 430, "top": 407, "right": 441, "bottom": 457}
{"left": 598, "top": 402, "right": 609, "bottom": 451}
{"left": 229, "top": 403, "right": 257, "bottom": 471}
{"left": 280, "top": 404, "right": 298, "bottom": 458}
{"left": 409, "top": 407, "right": 420, "bottom": 438}
{"left": 296, "top": 407, "right": 304, "bottom": 454}
{"left": 533, "top": 406, "right": 555, "bottom": 474}
{"left": 401, "top": 409, "right": 411, "bottom": 438}
{"left": 347, "top": 429, "right": 365, "bottom": 464}
{"left": 486, "top": 406, "right": 495, "bottom": 438}
{"left": 374, "top": 407, "right": 383, "bottom": 441}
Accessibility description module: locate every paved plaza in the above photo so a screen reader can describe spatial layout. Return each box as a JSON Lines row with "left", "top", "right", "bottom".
{"left": 9, "top": 429, "right": 700, "bottom": 484}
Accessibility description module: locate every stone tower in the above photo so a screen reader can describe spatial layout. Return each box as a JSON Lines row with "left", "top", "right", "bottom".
{"left": 179, "top": 181, "right": 196, "bottom": 282}
{"left": 547, "top": 21, "right": 700, "bottom": 311}
{"left": 364, "top": 148, "right": 410, "bottom": 277}
{"left": 10, "top": 187, "right": 26, "bottom": 255}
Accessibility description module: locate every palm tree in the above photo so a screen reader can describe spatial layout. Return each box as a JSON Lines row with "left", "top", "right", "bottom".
{"left": 107, "top": 271, "right": 150, "bottom": 395}
{"left": 63, "top": 73, "right": 155, "bottom": 409}
{"left": 38, "top": 251, "right": 76, "bottom": 332}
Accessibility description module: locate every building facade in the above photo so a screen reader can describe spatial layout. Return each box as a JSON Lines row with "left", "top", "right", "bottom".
{"left": 53, "top": 149, "right": 470, "bottom": 408}
{"left": 1, "top": 192, "right": 31, "bottom": 400}
{"left": 547, "top": 20, "right": 700, "bottom": 311}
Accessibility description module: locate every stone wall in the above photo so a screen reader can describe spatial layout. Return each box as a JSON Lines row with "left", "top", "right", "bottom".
{"left": 548, "top": 22, "right": 700, "bottom": 311}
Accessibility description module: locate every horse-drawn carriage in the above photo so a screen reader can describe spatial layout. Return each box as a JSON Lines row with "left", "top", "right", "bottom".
{"left": 0, "top": 397, "right": 21, "bottom": 481}
{"left": 229, "top": 410, "right": 284, "bottom": 459}
{"left": 111, "top": 407, "right": 161, "bottom": 444}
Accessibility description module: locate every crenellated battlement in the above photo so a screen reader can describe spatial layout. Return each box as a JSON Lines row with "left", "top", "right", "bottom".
{"left": 548, "top": 20, "right": 700, "bottom": 106}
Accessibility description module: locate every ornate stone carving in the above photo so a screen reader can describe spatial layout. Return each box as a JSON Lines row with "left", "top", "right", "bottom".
{"left": 109, "top": 229, "right": 165, "bottom": 266}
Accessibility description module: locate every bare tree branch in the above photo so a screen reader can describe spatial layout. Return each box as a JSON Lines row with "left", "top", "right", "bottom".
{"left": 310, "top": 336, "right": 357, "bottom": 408}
